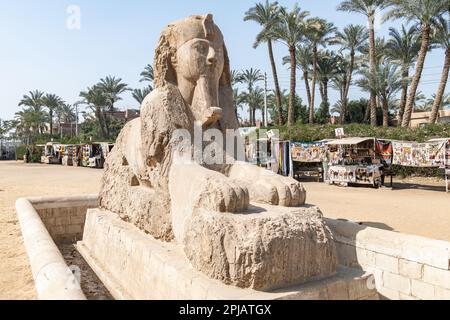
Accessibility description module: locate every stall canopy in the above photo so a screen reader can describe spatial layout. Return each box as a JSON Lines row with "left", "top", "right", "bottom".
{"left": 326, "top": 137, "right": 375, "bottom": 145}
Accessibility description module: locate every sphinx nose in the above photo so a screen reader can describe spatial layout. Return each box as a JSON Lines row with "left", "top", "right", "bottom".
{"left": 207, "top": 47, "right": 217, "bottom": 66}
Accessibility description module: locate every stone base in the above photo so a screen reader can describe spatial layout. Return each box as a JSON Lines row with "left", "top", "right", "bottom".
{"left": 77, "top": 209, "right": 378, "bottom": 300}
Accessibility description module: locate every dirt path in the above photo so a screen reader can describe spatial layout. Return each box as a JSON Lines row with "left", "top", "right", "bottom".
{"left": 0, "top": 161, "right": 449, "bottom": 299}
{"left": 304, "top": 178, "right": 450, "bottom": 241}
{"left": 0, "top": 161, "right": 102, "bottom": 300}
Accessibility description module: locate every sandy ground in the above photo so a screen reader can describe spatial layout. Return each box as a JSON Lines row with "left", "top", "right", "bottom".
{"left": 0, "top": 160, "right": 449, "bottom": 299}
{"left": 0, "top": 161, "right": 102, "bottom": 300}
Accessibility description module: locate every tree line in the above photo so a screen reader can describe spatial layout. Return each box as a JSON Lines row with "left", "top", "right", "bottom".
{"left": 241, "top": 0, "right": 449, "bottom": 128}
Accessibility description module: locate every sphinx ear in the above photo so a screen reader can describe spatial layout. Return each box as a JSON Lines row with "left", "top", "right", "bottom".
{"left": 218, "top": 44, "right": 239, "bottom": 130}
{"left": 154, "top": 31, "right": 178, "bottom": 87}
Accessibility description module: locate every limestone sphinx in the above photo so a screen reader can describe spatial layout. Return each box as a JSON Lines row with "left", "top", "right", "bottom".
{"left": 99, "top": 14, "right": 337, "bottom": 290}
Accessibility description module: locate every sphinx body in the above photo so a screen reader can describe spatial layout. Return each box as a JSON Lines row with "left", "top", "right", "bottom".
{"left": 99, "top": 14, "right": 337, "bottom": 290}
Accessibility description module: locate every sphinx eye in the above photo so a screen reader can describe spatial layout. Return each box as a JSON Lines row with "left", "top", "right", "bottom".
{"left": 193, "top": 42, "right": 209, "bottom": 55}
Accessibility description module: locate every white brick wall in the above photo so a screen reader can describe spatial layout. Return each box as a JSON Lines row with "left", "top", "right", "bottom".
{"left": 327, "top": 218, "right": 450, "bottom": 300}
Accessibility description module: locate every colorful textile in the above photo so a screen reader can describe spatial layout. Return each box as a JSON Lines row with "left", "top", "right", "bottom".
{"left": 375, "top": 140, "right": 393, "bottom": 164}
{"left": 392, "top": 141, "right": 447, "bottom": 167}
{"left": 291, "top": 142, "right": 327, "bottom": 163}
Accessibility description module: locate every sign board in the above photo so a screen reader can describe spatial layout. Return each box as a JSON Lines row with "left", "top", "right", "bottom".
{"left": 335, "top": 128, "right": 345, "bottom": 138}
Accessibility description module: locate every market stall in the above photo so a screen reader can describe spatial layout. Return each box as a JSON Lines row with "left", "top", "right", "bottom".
{"left": 40, "top": 142, "right": 62, "bottom": 165}
{"left": 325, "top": 137, "right": 390, "bottom": 188}
{"left": 81, "top": 142, "right": 114, "bottom": 168}
{"left": 290, "top": 141, "right": 327, "bottom": 182}
{"left": 392, "top": 138, "right": 450, "bottom": 192}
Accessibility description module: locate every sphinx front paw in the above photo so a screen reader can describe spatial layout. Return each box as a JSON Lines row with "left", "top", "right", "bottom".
{"left": 195, "top": 175, "right": 249, "bottom": 213}
{"left": 236, "top": 176, "right": 306, "bottom": 207}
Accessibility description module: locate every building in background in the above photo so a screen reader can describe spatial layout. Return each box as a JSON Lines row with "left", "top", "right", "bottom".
{"left": 409, "top": 110, "right": 450, "bottom": 128}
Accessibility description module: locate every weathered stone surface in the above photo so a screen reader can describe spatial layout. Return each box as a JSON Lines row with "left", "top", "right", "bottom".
{"left": 97, "top": 13, "right": 332, "bottom": 289}
{"left": 183, "top": 205, "right": 337, "bottom": 290}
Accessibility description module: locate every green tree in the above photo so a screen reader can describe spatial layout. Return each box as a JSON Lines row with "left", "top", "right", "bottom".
{"left": 132, "top": 86, "right": 152, "bottom": 104}
{"left": 244, "top": 1, "right": 284, "bottom": 125}
{"left": 385, "top": 25, "right": 421, "bottom": 125}
{"left": 42, "top": 93, "right": 64, "bottom": 137}
{"left": 384, "top": 0, "right": 448, "bottom": 127}
{"left": 304, "top": 18, "right": 336, "bottom": 124}
{"left": 430, "top": 13, "right": 450, "bottom": 124}
{"left": 338, "top": 0, "right": 387, "bottom": 127}
{"left": 331, "top": 24, "right": 369, "bottom": 124}
{"left": 140, "top": 64, "right": 154, "bottom": 84}
{"left": 272, "top": 4, "right": 310, "bottom": 127}
{"left": 240, "top": 68, "right": 264, "bottom": 125}
{"left": 79, "top": 85, "right": 109, "bottom": 139}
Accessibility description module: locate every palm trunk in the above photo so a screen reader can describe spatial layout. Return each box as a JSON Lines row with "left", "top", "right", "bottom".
{"left": 402, "top": 23, "right": 431, "bottom": 127}
{"left": 319, "top": 82, "right": 325, "bottom": 103}
{"left": 310, "top": 45, "right": 318, "bottom": 124}
{"left": 303, "top": 71, "right": 312, "bottom": 114}
{"left": 368, "top": 14, "right": 378, "bottom": 127}
{"left": 323, "top": 80, "right": 329, "bottom": 123}
{"left": 288, "top": 46, "right": 296, "bottom": 127}
{"left": 382, "top": 92, "right": 389, "bottom": 127}
{"left": 49, "top": 109, "right": 53, "bottom": 137}
{"left": 95, "top": 106, "right": 108, "bottom": 139}
{"left": 340, "top": 50, "right": 355, "bottom": 125}
{"left": 430, "top": 47, "right": 450, "bottom": 124}
{"left": 398, "top": 67, "right": 409, "bottom": 125}
{"left": 267, "top": 40, "right": 283, "bottom": 125}
{"left": 364, "top": 99, "right": 370, "bottom": 123}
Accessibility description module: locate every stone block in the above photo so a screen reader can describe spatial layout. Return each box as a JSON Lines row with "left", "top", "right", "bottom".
{"left": 383, "top": 272, "right": 411, "bottom": 295}
{"left": 422, "top": 265, "right": 450, "bottom": 289}
{"left": 411, "top": 280, "right": 435, "bottom": 300}
{"left": 399, "top": 259, "right": 423, "bottom": 280}
{"left": 434, "top": 286, "right": 450, "bottom": 300}
{"left": 375, "top": 254, "right": 399, "bottom": 274}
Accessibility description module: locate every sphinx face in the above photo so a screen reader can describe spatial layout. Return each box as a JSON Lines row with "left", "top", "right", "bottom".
{"left": 175, "top": 37, "right": 225, "bottom": 128}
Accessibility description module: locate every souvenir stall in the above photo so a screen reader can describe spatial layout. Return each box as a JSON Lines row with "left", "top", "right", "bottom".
{"left": 82, "top": 142, "right": 114, "bottom": 169}
{"left": 393, "top": 139, "right": 450, "bottom": 192}
{"left": 392, "top": 140, "right": 447, "bottom": 168}
{"left": 325, "top": 137, "right": 386, "bottom": 188}
{"left": 245, "top": 138, "right": 271, "bottom": 168}
{"left": 40, "top": 142, "right": 62, "bottom": 165}
{"left": 272, "top": 140, "right": 293, "bottom": 177}
{"left": 290, "top": 141, "right": 327, "bottom": 182}
{"left": 61, "top": 145, "right": 77, "bottom": 166}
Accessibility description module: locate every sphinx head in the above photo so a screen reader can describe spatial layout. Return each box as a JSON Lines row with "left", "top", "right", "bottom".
{"left": 153, "top": 14, "right": 234, "bottom": 128}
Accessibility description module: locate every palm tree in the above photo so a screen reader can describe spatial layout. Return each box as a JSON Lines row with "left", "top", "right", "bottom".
{"left": 338, "top": 0, "right": 387, "bottom": 127}
{"left": 384, "top": 0, "right": 448, "bottom": 127}
{"left": 430, "top": 13, "right": 450, "bottom": 124}
{"left": 19, "top": 90, "right": 45, "bottom": 112}
{"left": 317, "top": 51, "right": 342, "bottom": 111}
{"left": 377, "top": 62, "right": 402, "bottom": 126}
{"left": 272, "top": 4, "right": 310, "bottom": 126}
{"left": 241, "top": 87, "right": 265, "bottom": 126}
{"left": 283, "top": 46, "right": 313, "bottom": 117}
{"left": 132, "top": 86, "right": 152, "bottom": 105}
{"left": 244, "top": 1, "right": 284, "bottom": 125}
{"left": 79, "top": 85, "right": 109, "bottom": 139}
{"left": 98, "top": 76, "right": 130, "bottom": 112}
{"left": 240, "top": 68, "right": 264, "bottom": 125}
{"left": 385, "top": 25, "right": 421, "bottom": 125}
{"left": 304, "top": 18, "right": 336, "bottom": 124}
{"left": 140, "top": 64, "right": 154, "bottom": 84}
{"left": 331, "top": 24, "right": 369, "bottom": 124}
{"left": 42, "top": 93, "right": 64, "bottom": 137}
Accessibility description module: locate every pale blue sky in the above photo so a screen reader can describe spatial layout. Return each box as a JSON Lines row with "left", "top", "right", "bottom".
{"left": 0, "top": 0, "right": 446, "bottom": 121}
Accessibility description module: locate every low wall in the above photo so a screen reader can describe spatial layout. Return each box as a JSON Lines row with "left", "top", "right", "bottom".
{"left": 327, "top": 218, "right": 450, "bottom": 300}
{"left": 16, "top": 197, "right": 88, "bottom": 300}
{"left": 27, "top": 195, "right": 97, "bottom": 244}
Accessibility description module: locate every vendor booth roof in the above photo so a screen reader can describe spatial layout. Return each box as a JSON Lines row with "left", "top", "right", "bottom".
{"left": 326, "top": 137, "right": 374, "bottom": 145}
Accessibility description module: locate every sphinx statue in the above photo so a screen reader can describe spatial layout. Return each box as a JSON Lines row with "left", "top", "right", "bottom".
{"left": 99, "top": 14, "right": 337, "bottom": 290}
